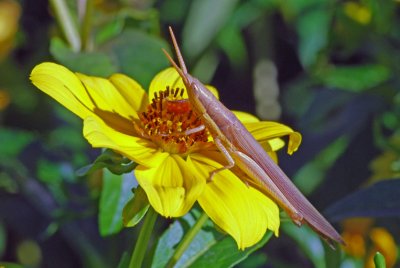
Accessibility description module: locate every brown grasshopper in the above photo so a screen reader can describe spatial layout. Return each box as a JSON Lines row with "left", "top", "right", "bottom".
{"left": 162, "top": 27, "right": 344, "bottom": 247}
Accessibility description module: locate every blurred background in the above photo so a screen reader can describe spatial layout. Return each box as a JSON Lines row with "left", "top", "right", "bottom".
{"left": 0, "top": 0, "right": 399, "bottom": 267}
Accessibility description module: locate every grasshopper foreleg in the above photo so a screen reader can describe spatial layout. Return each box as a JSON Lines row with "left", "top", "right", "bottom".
{"left": 207, "top": 137, "right": 235, "bottom": 182}
{"left": 183, "top": 125, "right": 206, "bottom": 135}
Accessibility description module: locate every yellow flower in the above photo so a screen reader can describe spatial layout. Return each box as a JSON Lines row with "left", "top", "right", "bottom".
{"left": 342, "top": 218, "right": 398, "bottom": 268}
{"left": 30, "top": 62, "right": 301, "bottom": 249}
{"left": 0, "top": 0, "right": 21, "bottom": 60}
{"left": 343, "top": 2, "right": 372, "bottom": 25}
{"left": 366, "top": 228, "right": 398, "bottom": 268}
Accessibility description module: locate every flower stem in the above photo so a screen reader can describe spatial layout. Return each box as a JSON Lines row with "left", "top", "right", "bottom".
{"left": 49, "top": 0, "right": 81, "bottom": 52}
{"left": 79, "top": 0, "right": 94, "bottom": 51}
{"left": 166, "top": 212, "right": 209, "bottom": 268}
{"left": 129, "top": 207, "right": 158, "bottom": 268}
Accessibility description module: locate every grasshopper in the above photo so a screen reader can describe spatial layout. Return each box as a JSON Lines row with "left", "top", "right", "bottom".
{"left": 162, "top": 27, "right": 344, "bottom": 246}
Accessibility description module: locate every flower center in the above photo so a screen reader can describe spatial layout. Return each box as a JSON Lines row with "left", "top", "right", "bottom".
{"left": 138, "top": 87, "right": 211, "bottom": 154}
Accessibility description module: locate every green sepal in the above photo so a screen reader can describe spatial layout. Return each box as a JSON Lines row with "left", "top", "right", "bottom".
{"left": 122, "top": 185, "right": 150, "bottom": 227}
{"left": 76, "top": 149, "right": 137, "bottom": 176}
{"left": 374, "top": 252, "right": 387, "bottom": 268}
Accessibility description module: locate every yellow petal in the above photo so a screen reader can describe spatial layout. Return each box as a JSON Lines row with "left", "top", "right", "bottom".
{"left": 109, "top": 73, "right": 148, "bottom": 115}
{"left": 341, "top": 231, "right": 366, "bottom": 257}
{"left": 266, "top": 150, "right": 278, "bottom": 163}
{"left": 191, "top": 152, "right": 279, "bottom": 249}
{"left": 30, "top": 62, "right": 94, "bottom": 119}
{"left": 149, "top": 68, "right": 186, "bottom": 100}
{"left": 135, "top": 154, "right": 205, "bottom": 217}
{"left": 205, "top": 85, "right": 219, "bottom": 99}
{"left": 83, "top": 116, "right": 166, "bottom": 167}
{"left": 76, "top": 72, "right": 139, "bottom": 132}
{"left": 266, "top": 138, "right": 285, "bottom": 151}
{"left": 233, "top": 111, "right": 260, "bottom": 123}
{"left": 149, "top": 67, "right": 219, "bottom": 100}
{"left": 30, "top": 62, "right": 140, "bottom": 136}
{"left": 244, "top": 121, "right": 302, "bottom": 154}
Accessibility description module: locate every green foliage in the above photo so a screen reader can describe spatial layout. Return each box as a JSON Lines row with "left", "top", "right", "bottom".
{"left": 77, "top": 149, "right": 136, "bottom": 176}
{"left": 122, "top": 186, "right": 149, "bottom": 227}
{"left": 51, "top": 30, "right": 170, "bottom": 88}
{"left": 294, "top": 135, "right": 349, "bottom": 194}
{"left": 182, "top": 0, "right": 239, "bottom": 60}
{"left": 152, "top": 211, "right": 272, "bottom": 268}
{"left": 296, "top": 7, "right": 331, "bottom": 67}
{"left": 282, "top": 223, "right": 326, "bottom": 268}
{"left": 317, "top": 64, "right": 391, "bottom": 92}
{"left": 0, "top": 129, "right": 34, "bottom": 160}
{"left": 0, "top": 263, "right": 24, "bottom": 268}
{"left": 99, "top": 169, "right": 134, "bottom": 236}
{"left": 50, "top": 37, "right": 118, "bottom": 77}
{"left": 0, "top": 222, "right": 5, "bottom": 259}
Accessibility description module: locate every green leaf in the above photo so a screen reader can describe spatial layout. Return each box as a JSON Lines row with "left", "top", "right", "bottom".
{"left": 106, "top": 29, "right": 170, "bottom": 88}
{"left": 374, "top": 252, "right": 387, "bottom": 268}
{"left": 0, "top": 172, "right": 18, "bottom": 193}
{"left": 282, "top": 223, "right": 325, "bottom": 268}
{"left": 216, "top": 0, "right": 276, "bottom": 68}
{"left": 152, "top": 210, "right": 273, "bottom": 268}
{"left": 367, "top": 0, "right": 396, "bottom": 34}
{"left": 50, "top": 38, "right": 118, "bottom": 77}
{"left": 117, "top": 251, "right": 130, "bottom": 268}
{"left": 317, "top": 64, "right": 391, "bottom": 92}
{"left": 239, "top": 253, "right": 268, "bottom": 268}
{"left": 0, "top": 262, "right": 24, "bottom": 268}
{"left": 189, "top": 232, "right": 272, "bottom": 268}
{"left": 280, "top": 0, "right": 322, "bottom": 18}
{"left": 122, "top": 186, "right": 150, "bottom": 227}
{"left": 296, "top": 7, "right": 331, "bottom": 67}
{"left": 0, "top": 128, "right": 34, "bottom": 159}
{"left": 0, "top": 221, "right": 5, "bottom": 258}
{"left": 182, "top": 0, "right": 240, "bottom": 60}
{"left": 152, "top": 210, "right": 217, "bottom": 268}
{"left": 95, "top": 18, "right": 125, "bottom": 45}
{"left": 217, "top": 26, "right": 246, "bottom": 68}
{"left": 323, "top": 239, "right": 342, "bottom": 268}
{"left": 99, "top": 169, "right": 135, "bottom": 236}
{"left": 191, "top": 50, "right": 219, "bottom": 83}
{"left": 325, "top": 180, "right": 400, "bottom": 221}
{"left": 49, "top": 126, "right": 87, "bottom": 151}
{"left": 293, "top": 135, "right": 350, "bottom": 194}
{"left": 51, "top": 29, "right": 169, "bottom": 88}
{"left": 37, "top": 159, "right": 63, "bottom": 184}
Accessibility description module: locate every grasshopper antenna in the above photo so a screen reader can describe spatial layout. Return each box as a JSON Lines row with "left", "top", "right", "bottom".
{"left": 168, "top": 26, "right": 188, "bottom": 75}
{"left": 162, "top": 27, "right": 190, "bottom": 85}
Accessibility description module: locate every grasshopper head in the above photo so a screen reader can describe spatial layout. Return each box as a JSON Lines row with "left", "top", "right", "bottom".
{"left": 163, "top": 27, "right": 216, "bottom": 115}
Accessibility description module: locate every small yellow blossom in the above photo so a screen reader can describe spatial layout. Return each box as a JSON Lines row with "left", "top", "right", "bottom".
{"left": 342, "top": 218, "right": 398, "bottom": 267}
{"left": 343, "top": 2, "right": 372, "bottom": 25}
{"left": 0, "top": 0, "right": 21, "bottom": 60}
{"left": 30, "top": 62, "right": 301, "bottom": 249}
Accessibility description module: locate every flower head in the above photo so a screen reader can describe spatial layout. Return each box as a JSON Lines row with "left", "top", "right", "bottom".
{"left": 30, "top": 63, "right": 301, "bottom": 249}
{"left": 342, "top": 218, "right": 398, "bottom": 268}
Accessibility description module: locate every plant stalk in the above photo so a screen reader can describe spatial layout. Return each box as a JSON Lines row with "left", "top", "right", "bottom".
{"left": 49, "top": 0, "right": 81, "bottom": 51}
{"left": 166, "top": 212, "right": 209, "bottom": 268}
{"left": 129, "top": 207, "right": 158, "bottom": 268}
